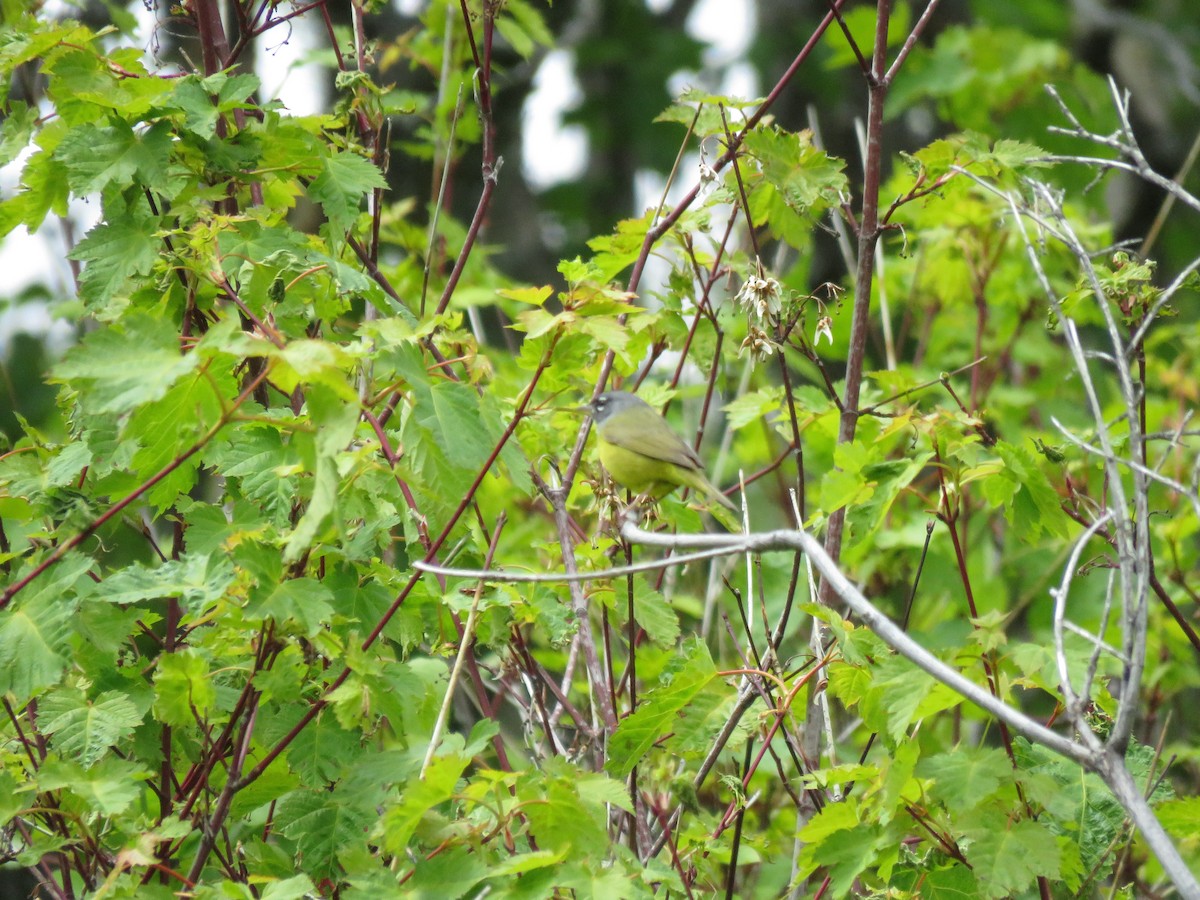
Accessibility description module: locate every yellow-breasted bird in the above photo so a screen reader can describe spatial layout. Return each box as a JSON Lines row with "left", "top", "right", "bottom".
{"left": 588, "top": 390, "right": 739, "bottom": 527}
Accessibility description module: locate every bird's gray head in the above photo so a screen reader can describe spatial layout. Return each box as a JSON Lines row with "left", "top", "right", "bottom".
{"left": 588, "top": 390, "right": 648, "bottom": 425}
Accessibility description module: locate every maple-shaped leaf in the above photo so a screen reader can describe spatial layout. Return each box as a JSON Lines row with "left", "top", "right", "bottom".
{"left": 308, "top": 150, "right": 387, "bottom": 239}
{"left": 39, "top": 688, "right": 144, "bottom": 768}
{"left": 53, "top": 311, "right": 197, "bottom": 414}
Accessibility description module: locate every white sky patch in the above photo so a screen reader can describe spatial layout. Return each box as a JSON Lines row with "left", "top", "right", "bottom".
{"left": 0, "top": 299, "right": 75, "bottom": 360}
{"left": 255, "top": 11, "right": 327, "bottom": 117}
{"left": 132, "top": 2, "right": 160, "bottom": 68}
{"left": 642, "top": 0, "right": 758, "bottom": 301}
{"left": 522, "top": 1, "right": 757, "bottom": 193}
{"left": 718, "top": 61, "right": 760, "bottom": 103}
{"left": 0, "top": 143, "right": 65, "bottom": 298}
{"left": 633, "top": 168, "right": 668, "bottom": 221}
{"left": 521, "top": 50, "right": 589, "bottom": 190}
{"left": 39, "top": 0, "right": 73, "bottom": 18}
{"left": 689, "top": 0, "right": 754, "bottom": 63}
{"left": 669, "top": 0, "right": 759, "bottom": 100}
{"left": 0, "top": 224, "right": 58, "bottom": 299}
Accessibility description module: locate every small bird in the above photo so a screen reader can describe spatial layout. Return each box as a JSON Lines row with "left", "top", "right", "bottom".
{"left": 588, "top": 391, "right": 738, "bottom": 519}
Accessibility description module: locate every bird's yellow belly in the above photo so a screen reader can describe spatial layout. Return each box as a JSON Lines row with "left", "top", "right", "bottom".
{"left": 597, "top": 439, "right": 694, "bottom": 496}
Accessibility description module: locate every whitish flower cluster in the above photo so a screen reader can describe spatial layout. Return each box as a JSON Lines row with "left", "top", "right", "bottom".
{"left": 736, "top": 259, "right": 782, "bottom": 363}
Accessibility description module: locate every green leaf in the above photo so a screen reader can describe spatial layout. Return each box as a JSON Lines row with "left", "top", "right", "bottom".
{"left": 275, "top": 787, "right": 376, "bottom": 884}
{"left": 212, "top": 424, "right": 301, "bottom": 525}
{"left": 743, "top": 126, "right": 848, "bottom": 244}
{"left": 1158, "top": 797, "right": 1200, "bottom": 838}
{"left": 876, "top": 740, "right": 920, "bottom": 827}
{"left": 170, "top": 78, "right": 222, "bottom": 138}
{"left": 255, "top": 577, "right": 336, "bottom": 636}
{"left": 826, "top": 660, "right": 873, "bottom": 707}
{"left": 39, "top": 688, "right": 144, "bottom": 767}
{"left": 153, "top": 649, "right": 217, "bottom": 727}
{"left": 207, "top": 71, "right": 263, "bottom": 108}
{"left": 898, "top": 863, "right": 980, "bottom": 898}
{"left": 663, "top": 684, "right": 740, "bottom": 756}
{"left": 125, "top": 369, "right": 228, "bottom": 512}
{"left": 656, "top": 87, "right": 763, "bottom": 137}
{"left": 66, "top": 204, "right": 162, "bottom": 309}
{"left": 796, "top": 800, "right": 888, "bottom": 897}
{"left": 818, "top": 439, "right": 877, "bottom": 514}
{"left": 170, "top": 72, "right": 263, "bottom": 138}
{"left": 521, "top": 763, "right": 612, "bottom": 855}
{"left": 283, "top": 384, "right": 361, "bottom": 562}
{"left": 45, "top": 441, "right": 92, "bottom": 487}
{"left": 844, "top": 454, "right": 934, "bottom": 548}
{"left": 496, "top": 285, "right": 553, "bottom": 306}
{"left": 723, "top": 386, "right": 785, "bottom": 430}
{"left": 860, "top": 653, "right": 963, "bottom": 743}
{"left": 84, "top": 554, "right": 234, "bottom": 609}
{"left": 1013, "top": 737, "right": 1131, "bottom": 875}
{"left": 408, "top": 844, "right": 489, "bottom": 898}
{"left": 0, "top": 554, "right": 90, "bottom": 699}
{"left": 0, "top": 146, "right": 71, "bottom": 234}
{"left": 494, "top": 0, "right": 553, "bottom": 59}
{"left": 284, "top": 712, "right": 365, "bottom": 787}
{"left": 478, "top": 390, "right": 533, "bottom": 496}
{"left": 632, "top": 588, "right": 680, "bottom": 648}
{"left": 886, "top": 25, "right": 1070, "bottom": 132}
{"left": 273, "top": 339, "right": 358, "bottom": 401}
{"left": 55, "top": 120, "right": 173, "bottom": 195}
{"left": 0, "top": 600, "right": 72, "bottom": 698}
{"left": 575, "top": 315, "right": 631, "bottom": 357}
{"left": 818, "top": 467, "right": 873, "bottom": 513}
{"left": 607, "top": 638, "right": 717, "bottom": 778}
{"left": 962, "top": 815, "right": 1060, "bottom": 898}
{"left": 0, "top": 769, "right": 23, "bottom": 823}
{"left": 0, "top": 100, "right": 38, "bottom": 167}
{"left": 309, "top": 149, "right": 387, "bottom": 238}
{"left": 587, "top": 212, "right": 654, "bottom": 282}
{"left": 480, "top": 848, "right": 569, "bottom": 879}
{"left": 576, "top": 771, "right": 635, "bottom": 813}
{"left": 53, "top": 311, "right": 196, "bottom": 414}
{"left": 398, "top": 381, "right": 496, "bottom": 518}
{"left": 36, "top": 756, "right": 149, "bottom": 816}
{"left": 260, "top": 876, "right": 318, "bottom": 900}
{"left": 987, "top": 137, "right": 1052, "bottom": 172}
{"left": 980, "top": 440, "right": 1070, "bottom": 541}
{"left": 417, "top": 380, "right": 493, "bottom": 471}
{"left": 917, "top": 746, "right": 1012, "bottom": 813}
{"left": 378, "top": 753, "right": 470, "bottom": 853}
{"left": 0, "top": 18, "right": 95, "bottom": 73}
{"left": 44, "top": 46, "right": 174, "bottom": 120}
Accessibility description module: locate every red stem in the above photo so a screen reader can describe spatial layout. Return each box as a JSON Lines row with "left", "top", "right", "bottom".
{"left": 0, "top": 367, "right": 271, "bottom": 610}
{"left": 819, "top": 0, "right": 892, "bottom": 605}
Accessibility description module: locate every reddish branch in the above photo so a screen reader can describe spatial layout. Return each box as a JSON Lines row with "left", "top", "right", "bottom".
{"left": 0, "top": 367, "right": 272, "bottom": 610}
{"left": 818, "top": 1, "right": 894, "bottom": 605}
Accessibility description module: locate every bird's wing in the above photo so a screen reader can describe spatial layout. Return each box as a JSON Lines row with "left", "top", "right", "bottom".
{"left": 602, "top": 417, "right": 704, "bottom": 470}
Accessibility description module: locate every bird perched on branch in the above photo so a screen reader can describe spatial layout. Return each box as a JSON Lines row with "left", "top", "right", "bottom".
{"left": 588, "top": 390, "right": 740, "bottom": 529}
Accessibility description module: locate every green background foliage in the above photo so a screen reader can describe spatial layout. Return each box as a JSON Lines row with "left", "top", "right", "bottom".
{"left": 1, "top": 0, "right": 1198, "bottom": 897}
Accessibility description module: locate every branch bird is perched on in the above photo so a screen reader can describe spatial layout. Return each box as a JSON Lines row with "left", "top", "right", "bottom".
{"left": 588, "top": 391, "right": 739, "bottom": 526}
